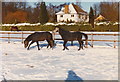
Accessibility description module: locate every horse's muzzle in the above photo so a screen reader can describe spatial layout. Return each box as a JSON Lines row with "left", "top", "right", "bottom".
{"left": 24, "top": 45, "right": 27, "bottom": 48}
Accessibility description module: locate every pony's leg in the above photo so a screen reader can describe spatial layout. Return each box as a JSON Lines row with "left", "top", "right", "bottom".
{"left": 63, "top": 41, "right": 69, "bottom": 50}
{"left": 49, "top": 40, "right": 54, "bottom": 48}
{"left": 78, "top": 40, "right": 82, "bottom": 51}
{"left": 81, "top": 41, "right": 84, "bottom": 50}
{"left": 27, "top": 41, "right": 34, "bottom": 50}
{"left": 46, "top": 40, "right": 50, "bottom": 48}
{"left": 47, "top": 45, "right": 49, "bottom": 48}
{"left": 36, "top": 41, "right": 40, "bottom": 50}
{"left": 85, "top": 40, "right": 88, "bottom": 48}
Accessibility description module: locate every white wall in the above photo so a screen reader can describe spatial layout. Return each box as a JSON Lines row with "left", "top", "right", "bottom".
{"left": 57, "top": 14, "right": 88, "bottom": 22}
{"left": 57, "top": 14, "right": 80, "bottom": 22}
{"left": 56, "top": 4, "right": 89, "bottom": 22}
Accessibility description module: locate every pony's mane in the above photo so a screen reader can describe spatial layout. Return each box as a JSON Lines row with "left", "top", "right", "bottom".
{"left": 55, "top": 26, "right": 69, "bottom": 32}
{"left": 25, "top": 33, "right": 34, "bottom": 41}
{"left": 59, "top": 28, "right": 69, "bottom": 32}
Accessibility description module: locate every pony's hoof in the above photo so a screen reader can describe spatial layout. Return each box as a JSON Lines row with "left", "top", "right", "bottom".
{"left": 66, "top": 49, "right": 69, "bottom": 50}
{"left": 78, "top": 49, "right": 80, "bottom": 51}
{"left": 66, "top": 48, "right": 69, "bottom": 50}
{"left": 63, "top": 48, "right": 65, "bottom": 50}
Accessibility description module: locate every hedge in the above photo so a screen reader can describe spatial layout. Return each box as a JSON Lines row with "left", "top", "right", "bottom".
{"left": 0, "top": 25, "right": 119, "bottom": 32}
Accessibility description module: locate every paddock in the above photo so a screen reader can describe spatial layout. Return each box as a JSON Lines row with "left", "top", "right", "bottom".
{"left": 0, "top": 31, "right": 118, "bottom": 80}
{"left": 0, "top": 41, "right": 118, "bottom": 80}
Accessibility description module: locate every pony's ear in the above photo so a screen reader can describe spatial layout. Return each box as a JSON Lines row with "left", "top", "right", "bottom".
{"left": 54, "top": 25, "right": 60, "bottom": 28}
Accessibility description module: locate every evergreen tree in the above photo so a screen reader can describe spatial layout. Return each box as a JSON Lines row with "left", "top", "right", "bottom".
{"left": 39, "top": 2, "right": 49, "bottom": 24}
{"left": 89, "top": 7, "right": 94, "bottom": 28}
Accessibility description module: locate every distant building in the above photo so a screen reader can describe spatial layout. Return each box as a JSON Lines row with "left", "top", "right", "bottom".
{"left": 56, "top": 3, "right": 89, "bottom": 22}
{"left": 95, "top": 15, "right": 107, "bottom": 22}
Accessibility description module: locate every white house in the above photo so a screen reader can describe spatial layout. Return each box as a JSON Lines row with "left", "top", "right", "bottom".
{"left": 56, "top": 3, "right": 89, "bottom": 22}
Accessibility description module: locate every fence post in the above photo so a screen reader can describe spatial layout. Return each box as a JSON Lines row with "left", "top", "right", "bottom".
{"left": 91, "top": 33, "right": 93, "bottom": 48}
{"left": 21, "top": 32, "right": 23, "bottom": 43}
{"left": 8, "top": 32, "right": 10, "bottom": 43}
{"left": 114, "top": 34, "right": 116, "bottom": 48}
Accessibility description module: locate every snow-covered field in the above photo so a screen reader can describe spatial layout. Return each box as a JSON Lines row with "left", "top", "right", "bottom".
{"left": 0, "top": 31, "right": 119, "bottom": 81}
{"left": 0, "top": 40, "right": 118, "bottom": 80}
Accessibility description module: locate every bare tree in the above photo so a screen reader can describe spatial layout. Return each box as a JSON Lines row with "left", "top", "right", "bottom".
{"left": 47, "top": 3, "right": 56, "bottom": 22}
{"left": 95, "top": 1, "right": 119, "bottom": 22}
{"left": 93, "top": 3, "right": 100, "bottom": 18}
{"left": 2, "top": 1, "right": 30, "bottom": 23}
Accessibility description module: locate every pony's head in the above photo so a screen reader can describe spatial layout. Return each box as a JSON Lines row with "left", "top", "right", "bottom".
{"left": 11, "top": 26, "right": 19, "bottom": 31}
{"left": 53, "top": 26, "right": 60, "bottom": 32}
{"left": 24, "top": 40, "right": 29, "bottom": 48}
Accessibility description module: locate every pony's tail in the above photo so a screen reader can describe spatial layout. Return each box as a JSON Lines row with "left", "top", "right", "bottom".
{"left": 82, "top": 33, "right": 88, "bottom": 48}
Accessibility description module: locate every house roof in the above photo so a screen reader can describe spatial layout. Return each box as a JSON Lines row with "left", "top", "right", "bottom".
{"left": 72, "top": 4, "right": 87, "bottom": 14}
{"left": 95, "top": 15, "right": 106, "bottom": 21}
{"left": 56, "top": 3, "right": 87, "bottom": 15}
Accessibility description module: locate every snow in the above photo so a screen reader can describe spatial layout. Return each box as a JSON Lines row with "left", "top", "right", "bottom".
{"left": 2, "top": 23, "right": 41, "bottom": 26}
{"left": 2, "top": 24, "right": 15, "bottom": 26}
{"left": 56, "top": 22, "right": 67, "bottom": 25}
{"left": 95, "top": 22, "right": 109, "bottom": 26}
{"left": 15, "top": 23, "right": 31, "bottom": 26}
{"left": 0, "top": 31, "right": 118, "bottom": 80}
{"left": 1, "top": 22, "right": 119, "bottom": 26}
{"left": 45, "top": 23, "right": 56, "bottom": 25}
{"left": 113, "top": 22, "right": 119, "bottom": 25}
{"left": 67, "top": 23, "right": 76, "bottom": 25}
{"left": 0, "top": 40, "right": 118, "bottom": 80}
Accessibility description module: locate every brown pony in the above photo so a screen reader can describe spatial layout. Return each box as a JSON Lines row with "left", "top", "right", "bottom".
{"left": 24, "top": 32, "right": 55, "bottom": 50}
{"left": 11, "top": 26, "right": 19, "bottom": 31}
{"left": 53, "top": 26, "right": 88, "bottom": 50}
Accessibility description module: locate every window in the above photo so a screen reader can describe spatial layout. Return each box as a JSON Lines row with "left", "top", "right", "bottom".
{"left": 71, "top": 15, "right": 74, "bottom": 17}
{"left": 60, "top": 15, "right": 63, "bottom": 17}
{"left": 85, "top": 15, "right": 87, "bottom": 19}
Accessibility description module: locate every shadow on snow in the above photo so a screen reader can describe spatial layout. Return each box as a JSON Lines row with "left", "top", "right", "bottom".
{"left": 66, "top": 70, "right": 83, "bottom": 82}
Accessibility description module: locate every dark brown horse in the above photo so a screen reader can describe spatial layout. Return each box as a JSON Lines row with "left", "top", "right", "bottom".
{"left": 53, "top": 26, "right": 88, "bottom": 50}
{"left": 24, "top": 32, "right": 54, "bottom": 50}
{"left": 11, "top": 26, "right": 19, "bottom": 31}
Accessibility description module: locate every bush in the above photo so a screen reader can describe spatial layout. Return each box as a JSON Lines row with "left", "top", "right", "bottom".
{"left": 0, "top": 24, "right": 118, "bottom": 32}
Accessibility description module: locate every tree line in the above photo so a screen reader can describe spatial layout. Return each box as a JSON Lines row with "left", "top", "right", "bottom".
{"left": 93, "top": 1, "right": 119, "bottom": 22}
{"left": 2, "top": 2, "right": 59, "bottom": 24}
{"left": 2, "top": 1, "right": 119, "bottom": 24}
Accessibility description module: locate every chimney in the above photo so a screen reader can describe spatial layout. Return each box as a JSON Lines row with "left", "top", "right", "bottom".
{"left": 64, "top": 5, "right": 69, "bottom": 14}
